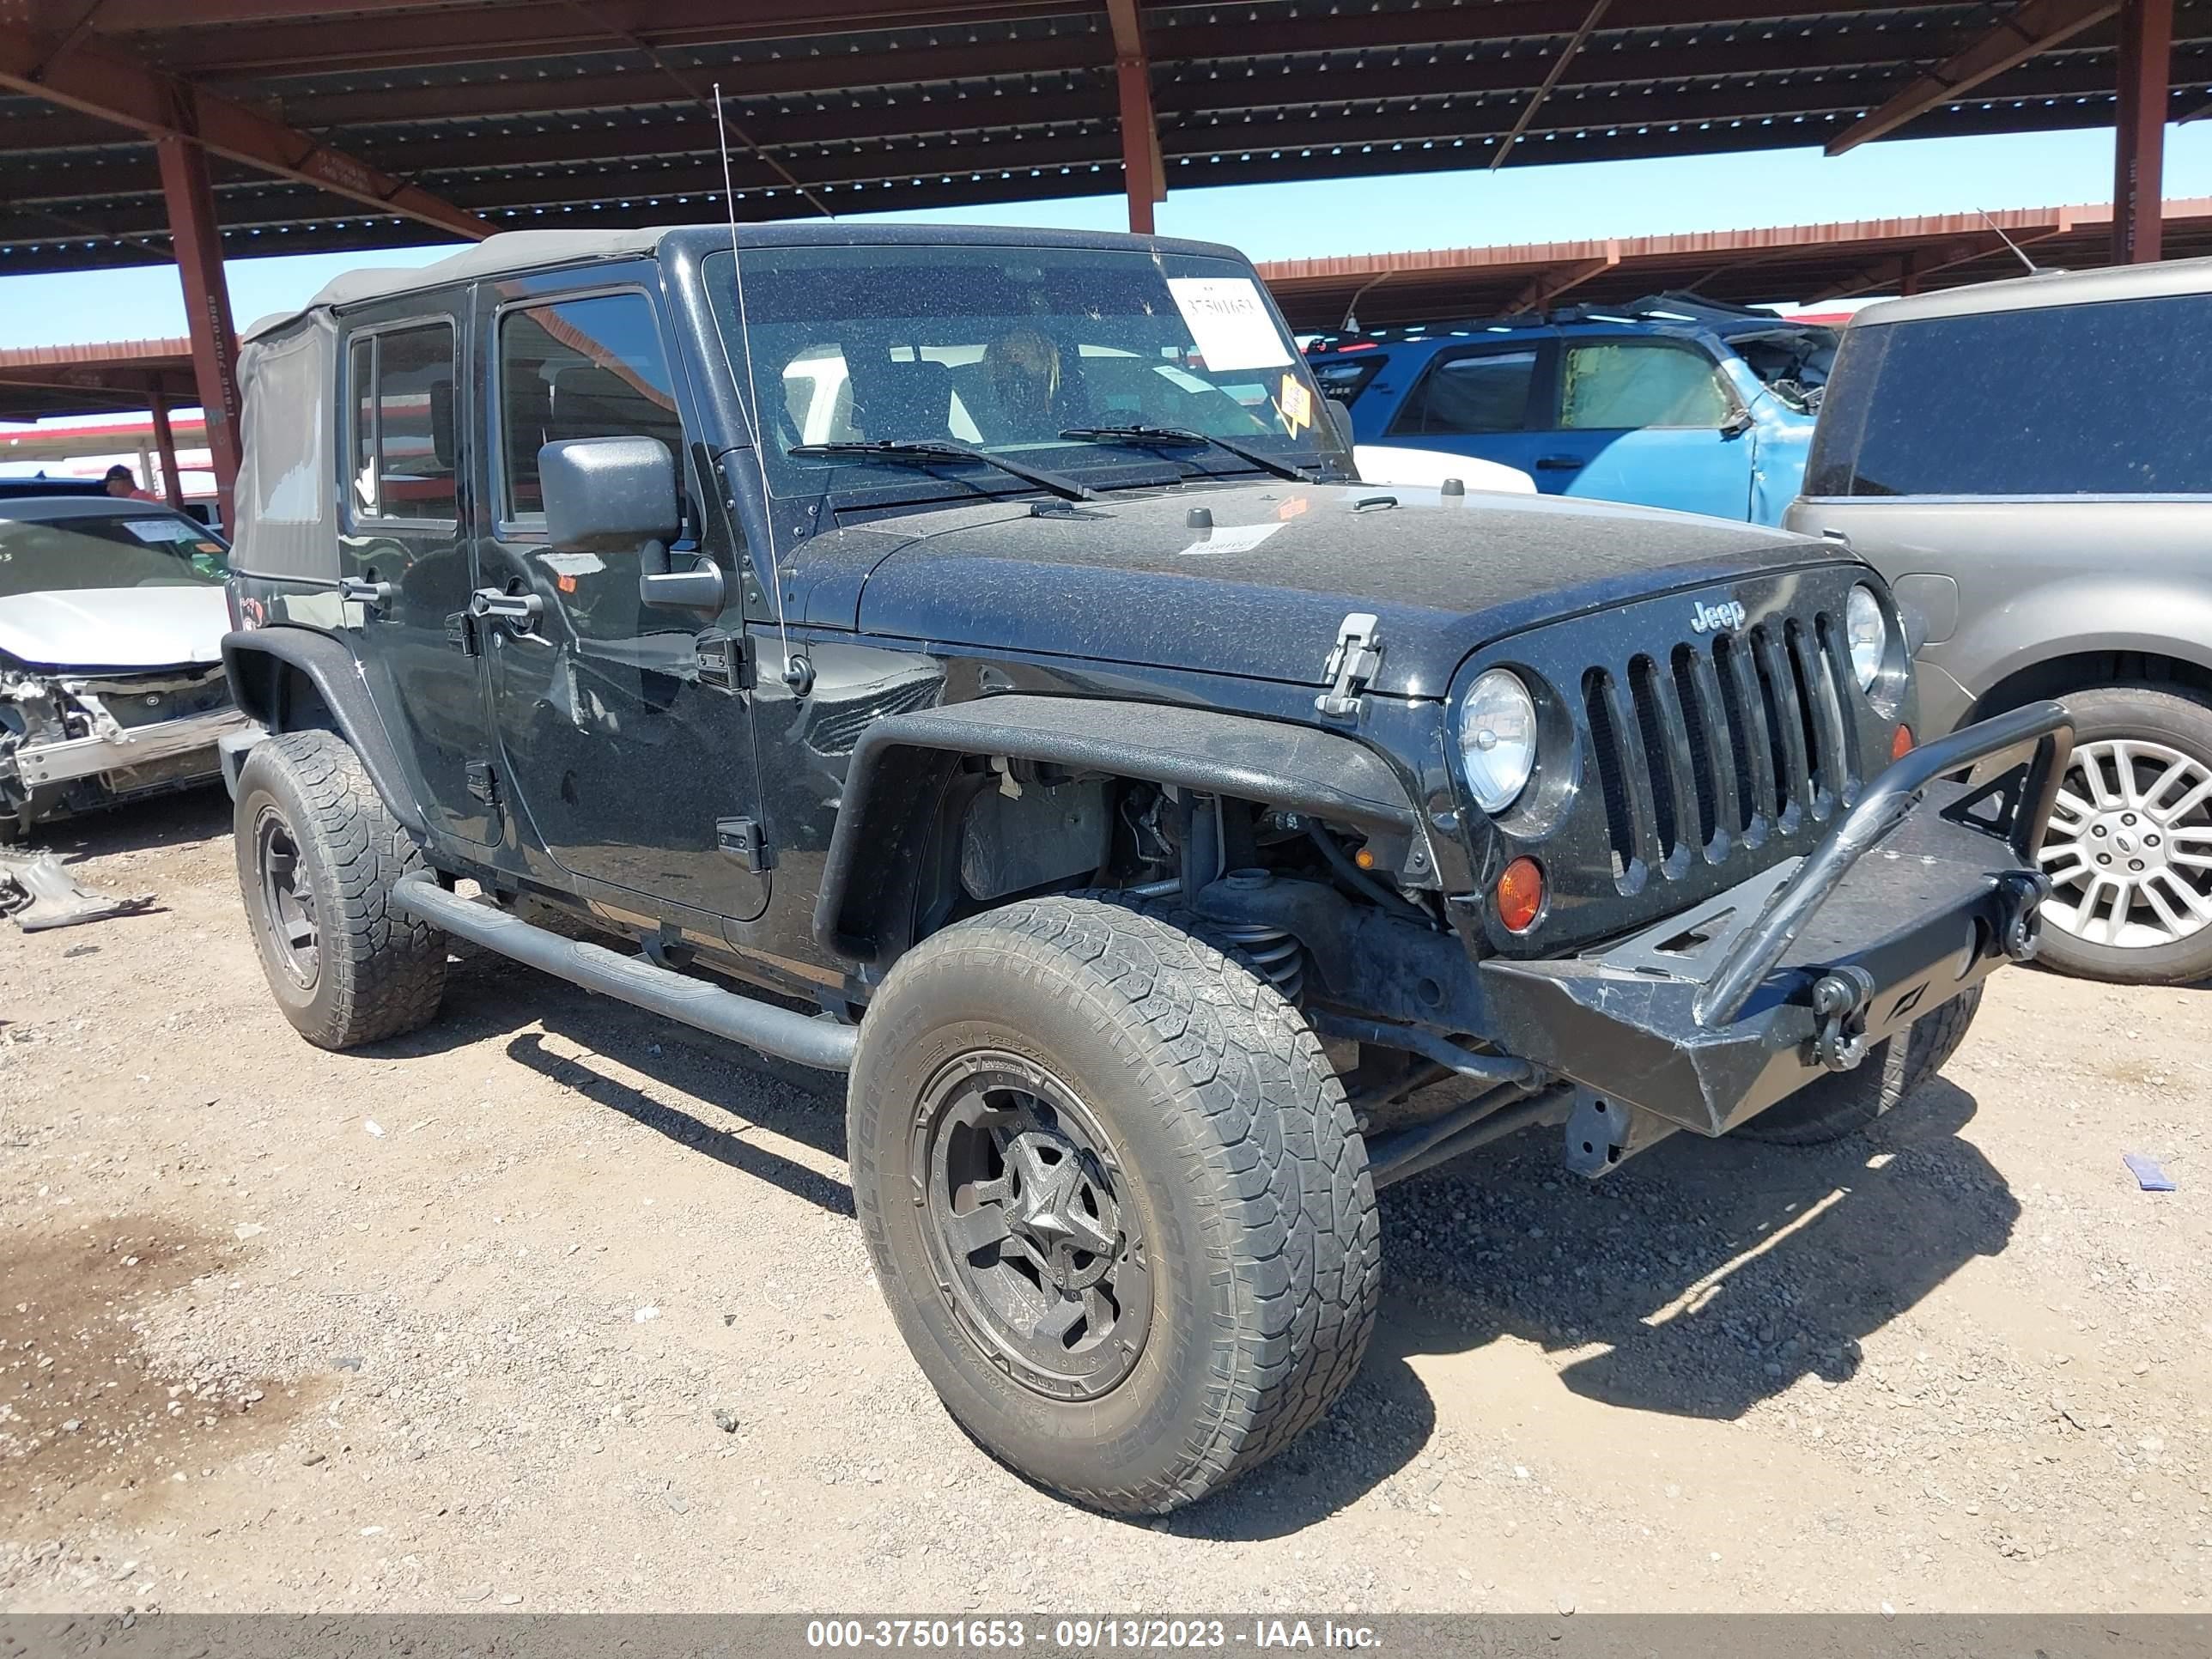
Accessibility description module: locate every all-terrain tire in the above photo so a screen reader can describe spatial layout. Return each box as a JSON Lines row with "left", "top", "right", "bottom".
{"left": 234, "top": 731, "right": 447, "bottom": 1050}
{"left": 848, "top": 895, "right": 1380, "bottom": 1515}
{"left": 2028, "top": 684, "right": 2212, "bottom": 987}
{"left": 1731, "top": 982, "right": 1982, "bottom": 1146}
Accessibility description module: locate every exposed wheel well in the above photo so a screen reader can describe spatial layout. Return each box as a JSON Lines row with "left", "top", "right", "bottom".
{"left": 228, "top": 653, "right": 338, "bottom": 734}
{"left": 1972, "top": 650, "right": 2212, "bottom": 723}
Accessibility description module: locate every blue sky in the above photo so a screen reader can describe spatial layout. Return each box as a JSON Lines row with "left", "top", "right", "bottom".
{"left": 2, "top": 121, "right": 2206, "bottom": 361}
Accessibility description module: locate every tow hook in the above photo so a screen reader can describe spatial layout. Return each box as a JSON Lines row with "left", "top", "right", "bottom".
{"left": 1994, "top": 870, "right": 2053, "bottom": 963}
{"left": 1808, "top": 965, "right": 1876, "bottom": 1073}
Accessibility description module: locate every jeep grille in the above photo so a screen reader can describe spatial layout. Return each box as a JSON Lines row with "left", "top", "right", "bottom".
{"left": 1583, "top": 614, "right": 1860, "bottom": 889}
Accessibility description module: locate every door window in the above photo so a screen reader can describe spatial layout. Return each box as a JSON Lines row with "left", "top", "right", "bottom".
{"left": 346, "top": 322, "right": 458, "bottom": 521}
{"left": 497, "top": 291, "right": 689, "bottom": 524}
{"left": 1559, "top": 341, "right": 1731, "bottom": 429}
{"left": 1388, "top": 349, "right": 1538, "bottom": 437}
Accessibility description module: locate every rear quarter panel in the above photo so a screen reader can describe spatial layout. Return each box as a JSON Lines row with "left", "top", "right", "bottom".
{"left": 1784, "top": 496, "right": 2212, "bottom": 733}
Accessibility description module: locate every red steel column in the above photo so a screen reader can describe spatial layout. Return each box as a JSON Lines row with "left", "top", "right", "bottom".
{"left": 2112, "top": 0, "right": 2173, "bottom": 264}
{"left": 157, "top": 134, "right": 242, "bottom": 525}
{"left": 149, "top": 391, "right": 185, "bottom": 509}
{"left": 1115, "top": 52, "right": 1158, "bottom": 234}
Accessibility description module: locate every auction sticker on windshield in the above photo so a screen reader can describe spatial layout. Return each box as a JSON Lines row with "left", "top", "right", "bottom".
{"left": 123, "top": 519, "right": 204, "bottom": 543}
{"left": 1167, "top": 277, "right": 1293, "bottom": 371}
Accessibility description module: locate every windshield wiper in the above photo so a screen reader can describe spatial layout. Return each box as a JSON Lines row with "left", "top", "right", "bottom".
{"left": 1058, "top": 424, "right": 1316, "bottom": 483}
{"left": 787, "top": 440, "right": 1095, "bottom": 502}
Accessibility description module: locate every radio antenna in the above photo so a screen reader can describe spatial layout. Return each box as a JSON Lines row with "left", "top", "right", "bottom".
{"left": 1976, "top": 207, "right": 2040, "bottom": 276}
{"left": 705, "top": 81, "right": 806, "bottom": 693}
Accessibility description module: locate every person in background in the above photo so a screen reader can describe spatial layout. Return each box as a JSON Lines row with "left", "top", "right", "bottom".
{"left": 104, "top": 464, "right": 160, "bottom": 502}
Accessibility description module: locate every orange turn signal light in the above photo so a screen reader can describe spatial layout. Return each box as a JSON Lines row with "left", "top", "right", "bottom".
{"left": 1891, "top": 725, "right": 1915, "bottom": 761}
{"left": 1497, "top": 856, "right": 1545, "bottom": 933}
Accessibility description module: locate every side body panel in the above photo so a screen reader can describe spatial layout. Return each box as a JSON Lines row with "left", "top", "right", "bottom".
{"left": 1784, "top": 497, "right": 2212, "bottom": 734}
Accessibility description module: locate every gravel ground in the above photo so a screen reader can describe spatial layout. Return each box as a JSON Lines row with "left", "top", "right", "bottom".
{"left": 3, "top": 789, "right": 2209, "bottom": 1614}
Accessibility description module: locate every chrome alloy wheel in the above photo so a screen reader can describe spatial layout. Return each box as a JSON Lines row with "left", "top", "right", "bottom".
{"left": 2039, "top": 738, "right": 2212, "bottom": 950}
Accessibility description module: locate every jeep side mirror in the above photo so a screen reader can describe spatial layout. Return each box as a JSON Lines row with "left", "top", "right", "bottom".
{"left": 541, "top": 435, "right": 681, "bottom": 554}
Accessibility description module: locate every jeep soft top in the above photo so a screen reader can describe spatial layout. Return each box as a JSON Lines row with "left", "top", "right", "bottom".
{"left": 219, "top": 222, "right": 2069, "bottom": 1515}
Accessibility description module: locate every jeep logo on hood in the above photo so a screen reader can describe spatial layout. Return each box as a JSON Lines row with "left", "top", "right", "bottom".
{"left": 1689, "top": 599, "right": 1747, "bottom": 635}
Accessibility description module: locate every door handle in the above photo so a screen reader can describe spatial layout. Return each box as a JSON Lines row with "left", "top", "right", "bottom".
{"left": 1534, "top": 455, "right": 1586, "bottom": 471}
{"left": 468, "top": 586, "right": 544, "bottom": 630}
{"left": 337, "top": 575, "right": 398, "bottom": 611}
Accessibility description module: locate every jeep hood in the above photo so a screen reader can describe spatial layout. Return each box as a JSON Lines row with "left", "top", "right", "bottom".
{"left": 817, "top": 481, "right": 1837, "bottom": 696}
{"left": 0, "top": 586, "right": 231, "bottom": 672}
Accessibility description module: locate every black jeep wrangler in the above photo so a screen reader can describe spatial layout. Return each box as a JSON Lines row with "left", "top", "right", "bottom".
{"left": 219, "top": 224, "right": 2069, "bottom": 1516}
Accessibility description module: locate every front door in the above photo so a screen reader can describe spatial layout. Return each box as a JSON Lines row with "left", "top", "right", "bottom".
{"left": 1381, "top": 339, "right": 1558, "bottom": 482}
{"left": 470, "top": 277, "right": 769, "bottom": 922}
{"left": 338, "top": 307, "right": 497, "bottom": 846}
{"left": 1540, "top": 336, "right": 1755, "bottom": 520}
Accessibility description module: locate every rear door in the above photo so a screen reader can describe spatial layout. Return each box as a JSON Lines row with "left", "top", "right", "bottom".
{"left": 1380, "top": 337, "right": 1556, "bottom": 480}
{"left": 1537, "top": 334, "right": 1755, "bottom": 519}
{"left": 337, "top": 304, "right": 495, "bottom": 845}
{"left": 470, "top": 271, "right": 769, "bottom": 922}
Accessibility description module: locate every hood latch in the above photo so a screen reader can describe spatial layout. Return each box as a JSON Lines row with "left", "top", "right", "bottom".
{"left": 1315, "top": 612, "right": 1382, "bottom": 720}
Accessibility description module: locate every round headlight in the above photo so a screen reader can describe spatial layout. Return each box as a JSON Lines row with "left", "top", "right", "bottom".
{"left": 1844, "top": 583, "right": 1888, "bottom": 690}
{"left": 1460, "top": 669, "right": 1538, "bottom": 815}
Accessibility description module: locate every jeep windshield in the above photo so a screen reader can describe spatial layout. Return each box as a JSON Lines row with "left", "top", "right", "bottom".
{"left": 0, "top": 507, "right": 230, "bottom": 599}
{"left": 706, "top": 245, "right": 1344, "bottom": 501}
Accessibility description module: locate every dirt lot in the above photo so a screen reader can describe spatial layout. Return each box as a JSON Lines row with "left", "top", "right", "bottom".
{"left": 3, "top": 788, "right": 2208, "bottom": 1615}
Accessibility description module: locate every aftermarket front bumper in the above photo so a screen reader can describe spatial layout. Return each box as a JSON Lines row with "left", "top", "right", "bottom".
{"left": 1477, "top": 700, "right": 2072, "bottom": 1140}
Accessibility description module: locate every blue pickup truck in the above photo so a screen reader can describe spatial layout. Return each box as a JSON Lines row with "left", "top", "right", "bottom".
{"left": 1306, "top": 295, "right": 1836, "bottom": 525}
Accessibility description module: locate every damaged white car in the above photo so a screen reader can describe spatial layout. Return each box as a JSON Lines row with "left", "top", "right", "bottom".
{"left": 0, "top": 495, "right": 246, "bottom": 839}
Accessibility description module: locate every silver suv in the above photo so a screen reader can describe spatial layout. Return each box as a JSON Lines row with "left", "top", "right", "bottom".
{"left": 1789, "top": 257, "right": 2212, "bottom": 986}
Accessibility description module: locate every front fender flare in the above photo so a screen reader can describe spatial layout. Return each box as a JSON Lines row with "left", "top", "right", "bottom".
{"left": 221, "top": 625, "right": 428, "bottom": 836}
{"left": 813, "top": 694, "right": 1424, "bottom": 965}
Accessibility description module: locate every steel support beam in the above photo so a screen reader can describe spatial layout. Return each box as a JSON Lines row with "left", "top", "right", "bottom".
{"left": 1826, "top": 0, "right": 2121, "bottom": 155}
{"left": 149, "top": 390, "right": 184, "bottom": 509}
{"left": 1491, "top": 0, "right": 1614, "bottom": 171}
{"left": 1107, "top": 0, "right": 1162, "bottom": 234}
{"left": 2114, "top": 0, "right": 2174, "bottom": 262}
{"left": 1506, "top": 247, "right": 1620, "bottom": 312}
{"left": 0, "top": 21, "right": 493, "bottom": 241}
{"left": 157, "top": 136, "right": 241, "bottom": 527}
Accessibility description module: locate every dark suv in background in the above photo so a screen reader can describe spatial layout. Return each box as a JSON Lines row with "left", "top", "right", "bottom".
{"left": 1790, "top": 257, "right": 2212, "bottom": 986}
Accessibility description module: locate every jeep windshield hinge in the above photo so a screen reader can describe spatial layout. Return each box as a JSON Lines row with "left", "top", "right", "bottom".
{"left": 1315, "top": 612, "right": 1382, "bottom": 720}
{"left": 695, "top": 629, "right": 754, "bottom": 692}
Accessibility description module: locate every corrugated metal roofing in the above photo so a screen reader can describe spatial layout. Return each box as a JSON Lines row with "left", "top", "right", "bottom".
{"left": 2, "top": 0, "right": 2207, "bottom": 274}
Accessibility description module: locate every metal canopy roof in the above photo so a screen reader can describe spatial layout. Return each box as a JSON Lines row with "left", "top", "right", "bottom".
{"left": 1260, "top": 195, "right": 2212, "bottom": 327}
{"left": 0, "top": 337, "right": 198, "bottom": 422}
{"left": 3, "top": 0, "right": 2208, "bottom": 275}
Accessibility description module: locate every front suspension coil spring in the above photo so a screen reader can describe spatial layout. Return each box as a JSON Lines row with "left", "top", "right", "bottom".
{"left": 1211, "top": 920, "right": 1304, "bottom": 1003}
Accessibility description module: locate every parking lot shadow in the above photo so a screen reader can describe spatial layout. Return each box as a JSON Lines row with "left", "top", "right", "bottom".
{"left": 21, "top": 781, "right": 231, "bottom": 859}
{"left": 1175, "top": 1077, "right": 2014, "bottom": 1540}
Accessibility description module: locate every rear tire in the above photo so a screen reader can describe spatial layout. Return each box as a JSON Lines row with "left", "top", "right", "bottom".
{"left": 2031, "top": 684, "right": 2212, "bottom": 986}
{"left": 234, "top": 731, "right": 447, "bottom": 1050}
{"left": 848, "top": 895, "right": 1379, "bottom": 1515}
{"left": 1731, "top": 983, "right": 1982, "bottom": 1146}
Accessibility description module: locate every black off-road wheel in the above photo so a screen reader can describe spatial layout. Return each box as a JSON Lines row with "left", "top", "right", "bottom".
{"left": 234, "top": 731, "right": 447, "bottom": 1050}
{"left": 1731, "top": 983, "right": 1982, "bottom": 1146}
{"left": 848, "top": 895, "right": 1380, "bottom": 1516}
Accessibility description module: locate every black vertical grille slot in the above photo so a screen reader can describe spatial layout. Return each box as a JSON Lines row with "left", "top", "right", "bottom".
{"left": 1751, "top": 623, "right": 1813, "bottom": 823}
{"left": 1583, "top": 667, "right": 1636, "bottom": 880}
{"left": 1626, "top": 655, "right": 1680, "bottom": 861}
{"left": 1784, "top": 619, "right": 1835, "bottom": 812}
{"left": 1814, "top": 612, "right": 1864, "bottom": 789}
{"left": 1670, "top": 643, "right": 1720, "bottom": 850}
{"left": 1712, "top": 633, "right": 1768, "bottom": 832}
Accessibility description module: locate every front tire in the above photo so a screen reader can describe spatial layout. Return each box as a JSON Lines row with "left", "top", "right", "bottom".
{"left": 848, "top": 896, "right": 1380, "bottom": 1515}
{"left": 2033, "top": 684, "right": 2212, "bottom": 985}
{"left": 234, "top": 731, "right": 447, "bottom": 1050}
{"left": 1731, "top": 982, "right": 1982, "bottom": 1146}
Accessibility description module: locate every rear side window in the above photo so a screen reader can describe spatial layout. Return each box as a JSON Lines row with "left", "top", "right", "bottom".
{"left": 1559, "top": 340, "right": 1731, "bottom": 429}
{"left": 497, "top": 291, "right": 688, "bottom": 521}
{"left": 1807, "top": 293, "right": 2212, "bottom": 496}
{"left": 1389, "top": 348, "right": 1538, "bottom": 436}
{"left": 347, "top": 321, "right": 457, "bottom": 521}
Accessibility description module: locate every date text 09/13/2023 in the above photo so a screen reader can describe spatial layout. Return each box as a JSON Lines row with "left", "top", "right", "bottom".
{"left": 803, "top": 1619, "right": 1382, "bottom": 1650}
